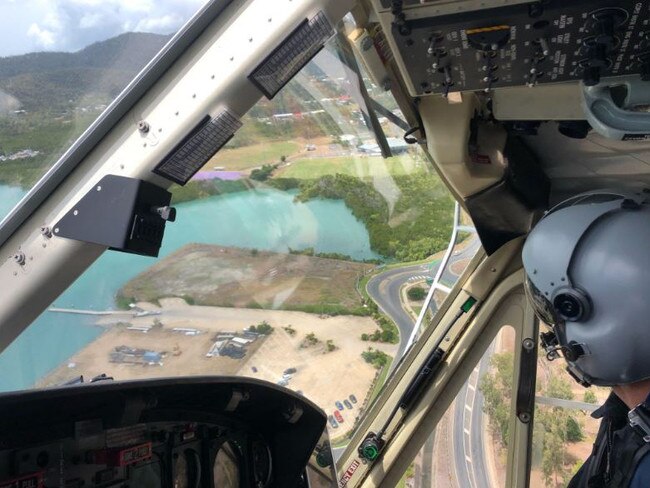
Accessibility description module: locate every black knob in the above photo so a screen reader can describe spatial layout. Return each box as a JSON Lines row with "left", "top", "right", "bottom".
{"left": 583, "top": 66, "right": 601, "bottom": 86}
{"left": 591, "top": 14, "right": 617, "bottom": 49}
{"left": 642, "top": 61, "right": 650, "bottom": 82}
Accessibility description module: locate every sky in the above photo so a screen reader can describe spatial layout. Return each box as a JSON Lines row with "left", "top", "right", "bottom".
{"left": 0, "top": 0, "right": 209, "bottom": 56}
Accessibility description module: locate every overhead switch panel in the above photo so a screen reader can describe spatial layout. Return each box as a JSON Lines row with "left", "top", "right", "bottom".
{"left": 383, "top": 0, "right": 650, "bottom": 96}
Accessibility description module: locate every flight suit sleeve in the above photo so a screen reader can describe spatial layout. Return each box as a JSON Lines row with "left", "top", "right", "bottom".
{"left": 630, "top": 452, "right": 650, "bottom": 488}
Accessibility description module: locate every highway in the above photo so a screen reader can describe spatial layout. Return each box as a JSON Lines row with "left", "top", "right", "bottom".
{"left": 452, "top": 347, "right": 494, "bottom": 488}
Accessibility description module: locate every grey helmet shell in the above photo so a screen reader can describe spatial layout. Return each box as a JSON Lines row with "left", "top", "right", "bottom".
{"left": 522, "top": 190, "right": 650, "bottom": 386}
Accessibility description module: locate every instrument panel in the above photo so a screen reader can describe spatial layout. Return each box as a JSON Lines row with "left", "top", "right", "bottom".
{"left": 0, "top": 377, "right": 336, "bottom": 488}
{"left": 378, "top": 0, "right": 650, "bottom": 96}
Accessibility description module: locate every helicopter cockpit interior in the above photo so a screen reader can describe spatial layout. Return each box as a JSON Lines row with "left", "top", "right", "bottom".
{"left": 0, "top": 0, "right": 648, "bottom": 486}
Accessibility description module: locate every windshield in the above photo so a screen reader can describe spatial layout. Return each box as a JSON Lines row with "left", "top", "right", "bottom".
{"left": 0, "top": 1, "right": 208, "bottom": 221}
{"left": 0, "top": 4, "right": 480, "bottom": 453}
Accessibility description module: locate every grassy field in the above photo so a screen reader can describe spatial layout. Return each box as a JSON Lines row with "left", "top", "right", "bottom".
{"left": 277, "top": 154, "right": 426, "bottom": 179}
{"left": 118, "top": 244, "right": 374, "bottom": 316}
{"left": 203, "top": 140, "right": 300, "bottom": 172}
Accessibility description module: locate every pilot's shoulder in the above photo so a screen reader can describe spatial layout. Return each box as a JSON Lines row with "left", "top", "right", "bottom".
{"left": 630, "top": 451, "right": 650, "bottom": 488}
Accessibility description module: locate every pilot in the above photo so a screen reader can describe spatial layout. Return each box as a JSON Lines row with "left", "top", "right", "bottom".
{"left": 522, "top": 190, "right": 650, "bottom": 488}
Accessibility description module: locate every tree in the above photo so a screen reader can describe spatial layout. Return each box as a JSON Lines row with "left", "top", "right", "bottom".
{"left": 583, "top": 390, "right": 598, "bottom": 404}
{"left": 547, "top": 376, "right": 574, "bottom": 400}
{"left": 250, "top": 320, "right": 273, "bottom": 335}
{"left": 479, "top": 352, "right": 515, "bottom": 446}
{"left": 361, "top": 348, "right": 390, "bottom": 369}
{"left": 407, "top": 286, "right": 426, "bottom": 300}
{"left": 542, "top": 431, "right": 568, "bottom": 487}
{"left": 326, "top": 339, "right": 337, "bottom": 352}
{"left": 566, "top": 416, "right": 584, "bottom": 442}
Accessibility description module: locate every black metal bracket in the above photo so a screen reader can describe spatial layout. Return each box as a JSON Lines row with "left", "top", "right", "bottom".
{"left": 54, "top": 175, "right": 175, "bottom": 257}
{"left": 515, "top": 337, "right": 538, "bottom": 423}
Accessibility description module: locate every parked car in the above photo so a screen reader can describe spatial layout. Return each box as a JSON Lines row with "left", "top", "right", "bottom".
{"left": 344, "top": 399, "right": 353, "bottom": 409}
{"left": 335, "top": 401, "right": 344, "bottom": 411}
{"left": 328, "top": 415, "right": 338, "bottom": 428}
{"left": 284, "top": 367, "right": 297, "bottom": 375}
{"left": 349, "top": 394, "right": 357, "bottom": 404}
{"left": 277, "top": 379, "right": 288, "bottom": 387}
{"left": 333, "top": 410, "right": 344, "bottom": 423}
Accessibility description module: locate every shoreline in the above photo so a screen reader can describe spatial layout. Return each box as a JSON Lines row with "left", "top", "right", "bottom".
{"left": 37, "top": 299, "right": 397, "bottom": 437}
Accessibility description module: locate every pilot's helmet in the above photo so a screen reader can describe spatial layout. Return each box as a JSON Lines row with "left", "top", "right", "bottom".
{"left": 522, "top": 189, "right": 650, "bottom": 387}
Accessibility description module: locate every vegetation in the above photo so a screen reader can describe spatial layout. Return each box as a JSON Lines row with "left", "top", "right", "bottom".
{"left": 249, "top": 163, "right": 278, "bottom": 181}
{"left": 283, "top": 325, "right": 296, "bottom": 336}
{"left": 301, "top": 332, "right": 320, "bottom": 348}
{"left": 0, "top": 33, "right": 168, "bottom": 111}
{"left": 583, "top": 390, "right": 598, "bottom": 404}
{"left": 362, "top": 348, "right": 390, "bottom": 369}
{"left": 407, "top": 286, "right": 426, "bottom": 300}
{"left": 277, "top": 154, "right": 422, "bottom": 180}
{"left": 249, "top": 321, "right": 273, "bottom": 335}
{"left": 325, "top": 339, "right": 337, "bottom": 352}
{"left": 288, "top": 247, "right": 381, "bottom": 264}
{"left": 208, "top": 141, "right": 300, "bottom": 171}
{"left": 170, "top": 179, "right": 250, "bottom": 204}
{"left": 296, "top": 173, "right": 453, "bottom": 261}
{"left": 480, "top": 353, "right": 586, "bottom": 488}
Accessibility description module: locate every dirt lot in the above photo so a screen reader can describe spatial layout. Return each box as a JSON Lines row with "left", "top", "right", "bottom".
{"left": 119, "top": 245, "right": 374, "bottom": 314}
{"left": 39, "top": 299, "right": 396, "bottom": 437}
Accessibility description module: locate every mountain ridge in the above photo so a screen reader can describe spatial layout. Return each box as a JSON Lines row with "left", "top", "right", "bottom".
{"left": 0, "top": 32, "right": 171, "bottom": 111}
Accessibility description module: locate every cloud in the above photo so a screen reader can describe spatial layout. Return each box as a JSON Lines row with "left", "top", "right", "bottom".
{"left": 3, "top": 0, "right": 208, "bottom": 56}
{"left": 134, "top": 14, "right": 183, "bottom": 32}
{"left": 27, "top": 23, "right": 56, "bottom": 48}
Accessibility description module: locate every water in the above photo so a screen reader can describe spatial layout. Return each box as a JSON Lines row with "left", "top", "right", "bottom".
{"left": 0, "top": 185, "right": 380, "bottom": 392}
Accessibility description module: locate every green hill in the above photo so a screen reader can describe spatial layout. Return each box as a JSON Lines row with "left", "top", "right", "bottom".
{"left": 0, "top": 32, "right": 170, "bottom": 111}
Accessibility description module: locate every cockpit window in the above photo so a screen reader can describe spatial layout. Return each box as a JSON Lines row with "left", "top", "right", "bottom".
{"left": 0, "top": 10, "right": 469, "bottom": 452}
{"left": 0, "top": 1, "right": 208, "bottom": 223}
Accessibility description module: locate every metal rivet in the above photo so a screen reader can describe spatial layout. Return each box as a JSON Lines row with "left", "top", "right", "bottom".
{"left": 522, "top": 338, "right": 535, "bottom": 351}
{"left": 137, "top": 120, "right": 150, "bottom": 134}
{"left": 491, "top": 267, "right": 497, "bottom": 272}
{"left": 73, "top": 210, "right": 78, "bottom": 216}
{"left": 40, "top": 226, "right": 52, "bottom": 238}
{"left": 97, "top": 186, "right": 102, "bottom": 191}
{"left": 54, "top": 228, "right": 60, "bottom": 234}
{"left": 518, "top": 412, "right": 531, "bottom": 423}
{"left": 13, "top": 252, "right": 26, "bottom": 265}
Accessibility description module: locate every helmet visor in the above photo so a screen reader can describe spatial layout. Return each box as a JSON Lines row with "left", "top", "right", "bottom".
{"left": 524, "top": 277, "right": 559, "bottom": 327}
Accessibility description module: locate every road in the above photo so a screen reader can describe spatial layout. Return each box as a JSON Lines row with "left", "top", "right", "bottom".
{"left": 333, "top": 236, "right": 482, "bottom": 473}
{"left": 366, "top": 236, "right": 481, "bottom": 360}
{"left": 452, "top": 347, "right": 493, "bottom": 488}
